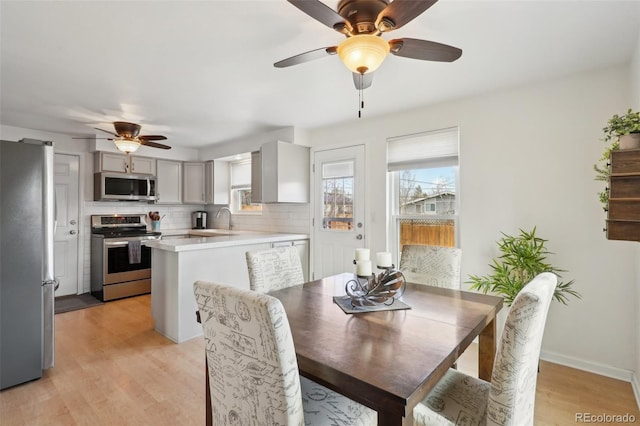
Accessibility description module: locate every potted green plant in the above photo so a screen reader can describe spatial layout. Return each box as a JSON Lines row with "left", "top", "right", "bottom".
{"left": 468, "top": 227, "right": 580, "bottom": 306}
{"left": 602, "top": 108, "right": 640, "bottom": 149}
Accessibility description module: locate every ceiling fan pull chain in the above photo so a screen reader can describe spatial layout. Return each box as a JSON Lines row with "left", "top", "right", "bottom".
{"left": 358, "top": 73, "right": 364, "bottom": 118}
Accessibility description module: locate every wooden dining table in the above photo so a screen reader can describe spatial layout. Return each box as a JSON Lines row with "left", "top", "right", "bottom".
{"left": 200, "top": 273, "right": 503, "bottom": 426}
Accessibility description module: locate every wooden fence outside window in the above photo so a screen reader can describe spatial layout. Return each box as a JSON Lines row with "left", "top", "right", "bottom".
{"left": 399, "top": 218, "right": 455, "bottom": 249}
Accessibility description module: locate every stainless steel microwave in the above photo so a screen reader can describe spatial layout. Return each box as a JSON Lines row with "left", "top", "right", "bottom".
{"left": 94, "top": 172, "right": 156, "bottom": 202}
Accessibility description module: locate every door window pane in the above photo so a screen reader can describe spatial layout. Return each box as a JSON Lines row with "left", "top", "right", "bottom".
{"left": 322, "top": 161, "right": 354, "bottom": 230}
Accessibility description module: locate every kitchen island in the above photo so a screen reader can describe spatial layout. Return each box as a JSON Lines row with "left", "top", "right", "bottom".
{"left": 146, "top": 229, "right": 309, "bottom": 343}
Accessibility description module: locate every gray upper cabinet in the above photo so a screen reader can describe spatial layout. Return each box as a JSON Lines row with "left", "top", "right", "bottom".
{"left": 251, "top": 150, "right": 262, "bottom": 204}
{"left": 156, "top": 159, "right": 182, "bottom": 204}
{"left": 205, "top": 160, "right": 230, "bottom": 205}
{"left": 94, "top": 152, "right": 156, "bottom": 175}
{"left": 253, "top": 141, "right": 309, "bottom": 203}
{"left": 183, "top": 162, "right": 205, "bottom": 204}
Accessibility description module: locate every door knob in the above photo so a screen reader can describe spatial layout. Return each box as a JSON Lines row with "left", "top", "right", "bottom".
{"left": 70, "top": 230, "right": 77, "bottom": 235}
{"left": 356, "top": 234, "right": 363, "bottom": 240}
{"left": 70, "top": 219, "right": 77, "bottom": 225}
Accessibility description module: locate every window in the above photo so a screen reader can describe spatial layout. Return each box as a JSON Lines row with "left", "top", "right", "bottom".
{"left": 322, "top": 160, "right": 354, "bottom": 230}
{"left": 388, "top": 127, "right": 459, "bottom": 260}
{"left": 230, "top": 159, "right": 262, "bottom": 214}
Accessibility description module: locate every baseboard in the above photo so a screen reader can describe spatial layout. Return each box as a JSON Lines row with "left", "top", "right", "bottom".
{"left": 540, "top": 350, "right": 633, "bottom": 382}
{"left": 632, "top": 372, "right": 640, "bottom": 410}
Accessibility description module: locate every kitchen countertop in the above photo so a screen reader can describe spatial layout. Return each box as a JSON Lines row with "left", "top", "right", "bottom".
{"left": 147, "top": 229, "right": 309, "bottom": 252}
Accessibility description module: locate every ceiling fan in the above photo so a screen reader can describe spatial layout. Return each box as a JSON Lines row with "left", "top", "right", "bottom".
{"left": 274, "top": 0, "right": 462, "bottom": 90}
{"left": 78, "top": 121, "right": 171, "bottom": 154}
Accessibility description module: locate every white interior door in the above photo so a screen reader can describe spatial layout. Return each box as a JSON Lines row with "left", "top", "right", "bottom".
{"left": 313, "top": 145, "right": 365, "bottom": 280}
{"left": 54, "top": 154, "right": 80, "bottom": 296}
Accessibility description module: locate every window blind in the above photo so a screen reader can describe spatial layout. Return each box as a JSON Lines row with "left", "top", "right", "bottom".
{"left": 230, "top": 161, "right": 251, "bottom": 189}
{"left": 387, "top": 127, "right": 459, "bottom": 171}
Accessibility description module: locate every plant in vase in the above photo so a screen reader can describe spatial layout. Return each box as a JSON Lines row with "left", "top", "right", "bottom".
{"left": 594, "top": 108, "right": 640, "bottom": 210}
{"left": 468, "top": 227, "right": 580, "bottom": 306}
{"left": 602, "top": 108, "right": 640, "bottom": 149}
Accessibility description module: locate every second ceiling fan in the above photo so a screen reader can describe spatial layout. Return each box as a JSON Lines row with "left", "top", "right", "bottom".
{"left": 275, "top": 0, "right": 462, "bottom": 90}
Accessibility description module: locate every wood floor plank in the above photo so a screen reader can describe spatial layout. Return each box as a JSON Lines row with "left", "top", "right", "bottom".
{"left": 1, "top": 294, "right": 638, "bottom": 425}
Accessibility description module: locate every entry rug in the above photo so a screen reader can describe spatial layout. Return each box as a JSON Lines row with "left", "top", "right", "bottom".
{"left": 333, "top": 296, "right": 411, "bottom": 314}
{"left": 55, "top": 293, "right": 104, "bottom": 314}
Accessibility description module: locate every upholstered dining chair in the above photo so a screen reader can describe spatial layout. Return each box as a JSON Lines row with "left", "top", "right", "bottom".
{"left": 193, "top": 280, "right": 377, "bottom": 425}
{"left": 246, "top": 245, "right": 304, "bottom": 293}
{"left": 399, "top": 245, "right": 462, "bottom": 289}
{"left": 412, "top": 272, "right": 558, "bottom": 426}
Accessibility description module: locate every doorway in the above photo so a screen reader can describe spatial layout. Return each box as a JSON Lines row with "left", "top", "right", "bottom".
{"left": 312, "top": 145, "right": 366, "bottom": 280}
{"left": 54, "top": 154, "right": 80, "bottom": 296}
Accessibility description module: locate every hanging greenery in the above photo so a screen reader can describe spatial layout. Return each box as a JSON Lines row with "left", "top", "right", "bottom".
{"left": 594, "top": 109, "right": 640, "bottom": 210}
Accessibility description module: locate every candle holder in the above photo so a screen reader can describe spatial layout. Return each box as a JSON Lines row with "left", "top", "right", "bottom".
{"left": 345, "top": 262, "right": 406, "bottom": 307}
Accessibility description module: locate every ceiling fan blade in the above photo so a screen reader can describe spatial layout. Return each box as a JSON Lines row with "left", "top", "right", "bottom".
{"left": 376, "top": 0, "right": 438, "bottom": 32}
{"left": 288, "top": 0, "right": 350, "bottom": 33}
{"left": 274, "top": 46, "right": 337, "bottom": 68}
{"left": 140, "top": 140, "right": 171, "bottom": 150}
{"left": 353, "top": 72, "right": 374, "bottom": 90}
{"left": 139, "top": 135, "right": 167, "bottom": 141}
{"left": 389, "top": 38, "right": 462, "bottom": 62}
{"left": 72, "top": 136, "right": 114, "bottom": 140}
{"left": 94, "top": 127, "right": 119, "bottom": 137}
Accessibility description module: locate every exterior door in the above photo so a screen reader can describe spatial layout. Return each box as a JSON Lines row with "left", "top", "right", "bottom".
{"left": 312, "top": 145, "right": 365, "bottom": 280}
{"left": 54, "top": 154, "right": 80, "bottom": 296}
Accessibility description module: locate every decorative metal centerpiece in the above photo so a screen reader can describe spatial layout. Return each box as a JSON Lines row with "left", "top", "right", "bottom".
{"left": 345, "top": 261, "right": 407, "bottom": 307}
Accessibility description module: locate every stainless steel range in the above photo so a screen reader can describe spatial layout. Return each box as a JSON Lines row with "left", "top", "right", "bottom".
{"left": 90, "top": 214, "right": 161, "bottom": 301}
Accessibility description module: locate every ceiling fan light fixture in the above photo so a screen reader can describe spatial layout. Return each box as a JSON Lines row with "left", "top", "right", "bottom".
{"left": 337, "top": 34, "right": 390, "bottom": 74}
{"left": 114, "top": 137, "right": 141, "bottom": 154}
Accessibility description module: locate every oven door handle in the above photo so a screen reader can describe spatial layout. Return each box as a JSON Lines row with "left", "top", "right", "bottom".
{"left": 104, "top": 241, "right": 151, "bottom": 248}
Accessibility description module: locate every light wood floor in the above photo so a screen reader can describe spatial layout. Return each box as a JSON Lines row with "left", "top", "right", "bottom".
{"left": 1, "top": 295, "right": 638, "bottom": 425}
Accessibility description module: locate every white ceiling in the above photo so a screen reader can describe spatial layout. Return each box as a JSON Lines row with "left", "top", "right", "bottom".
{"left": 1, "top": 1, "right": 639, "bottom": 149}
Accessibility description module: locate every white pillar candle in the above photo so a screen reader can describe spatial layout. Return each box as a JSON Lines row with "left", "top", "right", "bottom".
{"left": 356, "top": 260, "right": 372, "bottom": 276}
{"left": 376, "top": 252, "right": 392, "bottom": 268}
{"left": 355, "top": 248, "right": 370, "bottom": 261}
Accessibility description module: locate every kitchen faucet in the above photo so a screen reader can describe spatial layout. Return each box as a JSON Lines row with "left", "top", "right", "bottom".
{"left": 216, "top": 207, "right": 232, "bottom": 230}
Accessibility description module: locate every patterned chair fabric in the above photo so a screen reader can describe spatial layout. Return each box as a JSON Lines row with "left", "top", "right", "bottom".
{"left": 193, "top": 281, "right": 377, "bottom": 426}
{"left": 399, "top": 245, "right": 462, "bottom": 289}
{"left": 246, "top": 246, "right": 305, "bottom": 293}
{"left": 413, "top": 272, "right": 558, "bottom": 426}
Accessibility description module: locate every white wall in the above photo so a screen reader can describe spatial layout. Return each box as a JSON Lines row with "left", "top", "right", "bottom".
{"left": 309, "top": 65, "right": 637, "bottom": 377}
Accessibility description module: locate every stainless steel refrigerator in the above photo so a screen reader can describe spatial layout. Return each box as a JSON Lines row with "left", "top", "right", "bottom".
{"left": 0, "top": 138, "right": 56, "bottom": 390}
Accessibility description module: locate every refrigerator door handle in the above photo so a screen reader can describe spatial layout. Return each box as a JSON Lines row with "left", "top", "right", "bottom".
{"left": 42, "top": 279, "right": 56, "bottom": 370}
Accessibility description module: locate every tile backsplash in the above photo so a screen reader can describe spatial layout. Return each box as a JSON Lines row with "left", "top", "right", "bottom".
{"left": 206, "top": 204, "right": 310, "bottom": 234}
